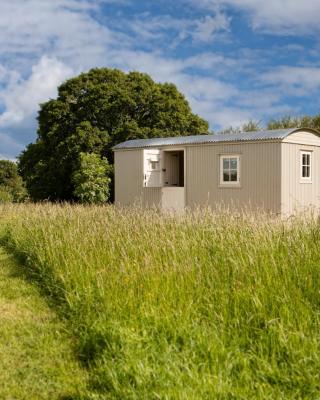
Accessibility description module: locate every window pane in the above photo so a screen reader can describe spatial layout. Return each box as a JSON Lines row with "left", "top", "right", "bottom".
{"left": 150, "top": 161, "right": 158, "bottom": 170}
{"left": 230, "top": 170, "right": 237, "bottom": 181}
{"left": 302, "top": 153, "right": 311, "bottom": 168}
{"left": 223, "top": 158, "right": 230, "bottom": 169}
{"left": 230, "top": 158, "right": 237, "bottom": 169}
{"left": 302, "top": 166, "right": 307, "bottom": 177}
{"left": 306, "top": 154, "right": 310, "bottom": 165}
{"left": 302, "top": 154, "right": 306, "bottom": 165}
{"left": 223, "top": 172, "right": 230, "bottom": 181}
{"left": 306, "top": 166, "right": 310, "bottom": 177}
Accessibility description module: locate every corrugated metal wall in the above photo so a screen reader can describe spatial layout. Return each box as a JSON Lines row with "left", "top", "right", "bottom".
{"left": 143, "top": 188, "right": 162, "bottom": 207}
{"left": 186, "top": 142, "right": 282, "bottom": 213}
{"left": 114, "top": 149, "right": 142, "bottom": 205}
{"left": 114, "top": 149, "right": 161, "bottom": 207}
{"left": 281, "top": 143, "right": 320, "bottom": 215}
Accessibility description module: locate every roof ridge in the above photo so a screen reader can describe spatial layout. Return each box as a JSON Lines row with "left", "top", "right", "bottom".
{"left": 113, "top": 128, "right": 320, "bottom": 150}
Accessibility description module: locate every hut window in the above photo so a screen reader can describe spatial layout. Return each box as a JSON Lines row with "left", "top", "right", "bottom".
{"left": 143, "top": 149, "right": 162, "bottom": 187}
{"left": 150, "top": 160, "right": 158, "bottom": 170}
{"left": 300, "top": 151, "right": 312, "bottom": 182}
{"left": 220, "top": 155, "right": 240, "bottom": 185}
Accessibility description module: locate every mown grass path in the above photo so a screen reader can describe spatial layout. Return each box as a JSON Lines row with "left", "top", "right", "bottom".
{"left": 0, "top": 247, "right": 88, "bottom": 400}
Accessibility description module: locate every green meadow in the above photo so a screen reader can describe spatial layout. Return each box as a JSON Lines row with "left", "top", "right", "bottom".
{"left": 1, "top": 204, "right": 320, "bottom": 399}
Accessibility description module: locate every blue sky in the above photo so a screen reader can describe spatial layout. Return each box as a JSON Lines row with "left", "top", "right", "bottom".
{"left": 1, "top": 0, "right": 320, "bottom": 159}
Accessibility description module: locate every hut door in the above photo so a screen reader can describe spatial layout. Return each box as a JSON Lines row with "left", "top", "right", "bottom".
{"left": 163, "top": 151, "right": 184, "bottom": 187}
{"left": 143, "top": 149, "right": 162, "bottom": 187}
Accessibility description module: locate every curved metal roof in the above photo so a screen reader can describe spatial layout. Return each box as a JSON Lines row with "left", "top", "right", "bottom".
{"left": 113, "top": 128, "right": 320, "bottom": 150}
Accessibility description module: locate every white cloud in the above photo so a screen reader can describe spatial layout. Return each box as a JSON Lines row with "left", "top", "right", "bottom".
{"left": 0, "top": 0, "right": 125, "bottom": 70}
{"left": 111, "top": 49, "right": 237, "bottom": 83}
{"left": 173, "top": 74, "right": 239, "bottom": 128}
{"left": 125, "top": 11, "right": 230, "bottom": 46}
{"left": 0, "top": 56, "right": 73, "bottom": 128}
{"left": 183, "top": 52, "right": 237, "bottom": 72}
{"left": 0, "top": 65, "right": 7, "bottom": 83}
{"left": 193, "top": 13, "right": 230, "bottom": 42}
{"left": 261, "top": 66, "right": 320, "bottom": 94}
{"left": 177, "top": 74, "right": 236, "bottom": 103}
{"left": 192, "top": 0, "right": 320, "bottom": 34}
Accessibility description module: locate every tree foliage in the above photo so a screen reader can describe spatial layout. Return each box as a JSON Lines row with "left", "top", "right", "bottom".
{"left": 220, "top": 114, "right": 320, "bottom": 135}
{"left": 267, "top": 114, "right": 320, "bottom": 130}
{"left": 242, "top": 120, "right": 262, "bottom": 132}
{"left": 72, "top": 153, "right": 111, "bottom": 204}
{"left": 0, "top": 160, "right": 28, "bottom": 203}
{"left": 220, "top": 120, "right": 262, "bottom": 134}
{"left": 19, "top": 68, "right": 209, "bottom": 201}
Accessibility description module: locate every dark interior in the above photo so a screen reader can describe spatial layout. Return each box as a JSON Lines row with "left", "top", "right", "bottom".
{"left": 178, "top": 151, "right": 184, "bottom": 187}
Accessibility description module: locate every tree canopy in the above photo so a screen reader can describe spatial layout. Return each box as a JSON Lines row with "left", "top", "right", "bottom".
{"left": 0, "top": 160, "right": 27, "bottom": 203}
{"left": 19, "top": 68, "right": 209, "bottom": 201}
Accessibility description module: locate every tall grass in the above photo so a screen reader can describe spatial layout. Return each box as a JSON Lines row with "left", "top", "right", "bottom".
{"left": 1, "top": 204, "right": 320, "bottom": 399}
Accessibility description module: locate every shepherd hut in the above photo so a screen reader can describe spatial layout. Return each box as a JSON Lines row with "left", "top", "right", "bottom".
{"left": 113, "top": 128, "right": 320, "bottom": 214}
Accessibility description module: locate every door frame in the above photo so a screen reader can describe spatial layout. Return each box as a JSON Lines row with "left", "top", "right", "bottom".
{"left": 161, "top": 147, "right": 186, "bottom": 208}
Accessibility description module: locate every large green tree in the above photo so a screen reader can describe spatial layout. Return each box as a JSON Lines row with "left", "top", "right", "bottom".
{"left": 19, "top": 68, "right": 209, "bottom": 201}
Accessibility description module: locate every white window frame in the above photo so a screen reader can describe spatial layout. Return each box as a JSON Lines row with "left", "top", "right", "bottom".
{"left": 300, "top": 151, "right": 312, "bottom": 183}
{"left": 143, "top": 149, "right": 162, "bottom": 188}
{"left": 220, "top": 155, "right": 241, "bottom": 186}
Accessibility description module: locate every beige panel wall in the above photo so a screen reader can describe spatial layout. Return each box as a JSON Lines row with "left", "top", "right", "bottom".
{"left": 186, "top": 142, "right": 282, "bottom": 213}
{"left": 283, "top": 130, "right": 320, "bottom": 146}
{"left": 114, "top": 149, "right": 162, "bottom": 207}
{"left": 142, "top": 188, "right": 162, "bottom": 207}
{"left": 114, "top": 149, "right": 143, "bottom": 205}
{"left": 281, "top": 143, "right": 320, "bottom": 215}
{"left": 162, "top": 187, "right": 185, "bottom": 210}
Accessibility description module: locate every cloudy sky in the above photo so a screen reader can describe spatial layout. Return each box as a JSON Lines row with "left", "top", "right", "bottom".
{"left": 0, "top": 0, "right": 320, "bottom": 159}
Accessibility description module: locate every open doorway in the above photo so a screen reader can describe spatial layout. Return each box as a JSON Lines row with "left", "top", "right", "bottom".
{"left": 163, "top": 150, "right": 184, "bottom": 187}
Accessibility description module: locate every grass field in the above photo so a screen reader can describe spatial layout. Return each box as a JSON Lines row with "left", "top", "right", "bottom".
{"left": 0, "top": 246, "right": 88, "bottom": 399}
{"left": 1, "top": 204, "right": 320, "bottom": 399}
